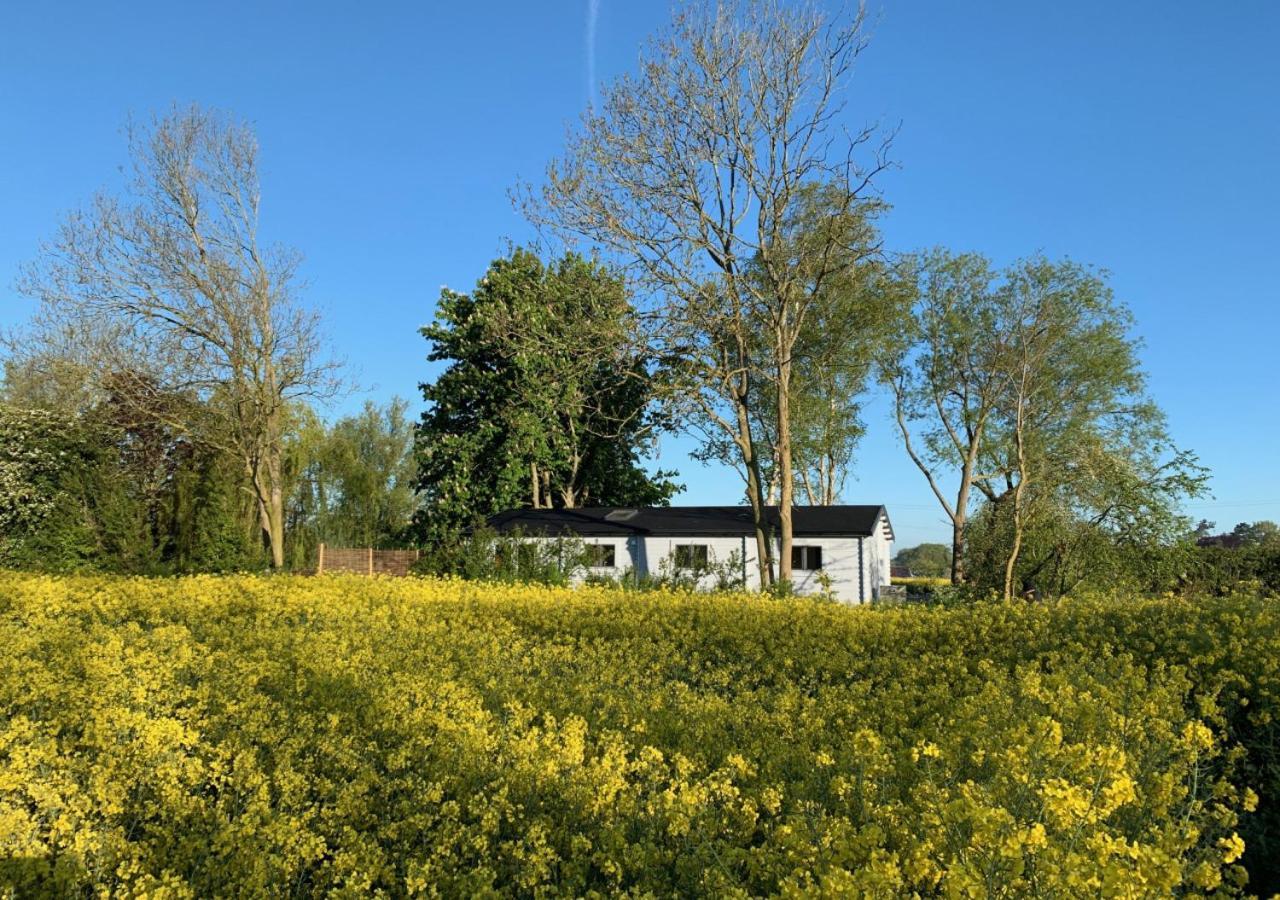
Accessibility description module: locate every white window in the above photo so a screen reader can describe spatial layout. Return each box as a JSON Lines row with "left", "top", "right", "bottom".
{"left": 674, "top": 544, "right": 709, "bottom": 570}
{"left": 792, "top": 545, "right": 823, "bottom": 571}
{"left": 586, "top": 544, "right": 616, "bottom": 568}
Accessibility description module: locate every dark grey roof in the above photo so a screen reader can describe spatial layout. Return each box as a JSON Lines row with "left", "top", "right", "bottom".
{"left": 487, "top": 505, "right": 891, "bottom": 538}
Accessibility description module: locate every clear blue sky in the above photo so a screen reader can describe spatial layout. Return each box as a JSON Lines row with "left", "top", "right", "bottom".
{"left": 2, "top": 1, "right": 1277, "bottom": 549}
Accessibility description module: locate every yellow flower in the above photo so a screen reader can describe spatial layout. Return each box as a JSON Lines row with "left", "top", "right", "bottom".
{"left": 1242, "top": 788, "right": 1259, "bottom": 813}
{"left": 1, "top": 571, "right": 1273, "bottom": 897}
{"left": 1219, "top": 833, "right": 1246, "bottom": 864}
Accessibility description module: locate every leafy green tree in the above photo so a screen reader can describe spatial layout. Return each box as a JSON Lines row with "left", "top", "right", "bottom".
{"left": 1, "top": 371, "right": 263, "bottom": 573}
{"left": 762, "top": 187, "right": 905, "bottom": 508}
{"left": 286, "top": 398, "right": 420, "bottom": 564}
{"left": 0, "top": 406, "right": 85, "bottom": 557}
{"left": 962, "top": 440, "right": 1206, "bottom": 598}
{"left": 886, "top": 252, "right": 1204, "bottom": 595}
{"left": 327, "top": 400, "right": 418, "bottom": 546}
{"left": 893, "top": 543, "right": 952, "bottom": 578}
{"left": 881, "top": 251, "right": 1009, "bottom": 585}
{"left": 1, "top": 403, "right": 203, "bottom": 572}
{"left": 975, "top": 258, "right": 1205, "bottom": 599}
{"left": 413, "top": 249, "right": 678, "bottom": 543}
{"left": 1231, "top": 521, "right": 1280, "bottom": 547}
{"left": 169, "top": 442, "right": 262, "bottom": 572}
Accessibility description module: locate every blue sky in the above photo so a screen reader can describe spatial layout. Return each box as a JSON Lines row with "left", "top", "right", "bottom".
{"left": 2, "top": 1, "right": 1277, "bottom": 549}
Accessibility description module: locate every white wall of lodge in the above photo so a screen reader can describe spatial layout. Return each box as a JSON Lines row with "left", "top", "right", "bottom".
{"left": 528, "top": 514, "right": 893, "bottom": 604}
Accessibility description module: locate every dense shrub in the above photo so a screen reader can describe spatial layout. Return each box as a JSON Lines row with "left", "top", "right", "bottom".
{"left": 0, "top": 405, "right": 262, "bottom": 575}
{"left": 889, "top": 575, "right": 954, "bottom": 602}
{"left": 1176, "top": 544, "right": 1280, "bottom": 597}
{"left": 412, "top": 526, "right": 585, "bottom": 585}
{"left": 0, "top": 574, "right": 1276, "bottom": 896}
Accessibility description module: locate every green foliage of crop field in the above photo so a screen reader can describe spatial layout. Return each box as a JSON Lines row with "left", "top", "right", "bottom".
{"left": 1, "top": 573, "right": 1277, "bottom": 896}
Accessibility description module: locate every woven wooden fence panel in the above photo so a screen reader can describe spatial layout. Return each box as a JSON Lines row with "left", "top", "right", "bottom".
{"left": 316, "top": 544, "right": 420, "bottom": 577}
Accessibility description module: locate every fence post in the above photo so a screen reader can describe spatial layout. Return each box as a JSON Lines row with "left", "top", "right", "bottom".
{"left": 317, "top": 542, "right": 325, "bottom": 575}
{"left": 368, "top": 546, "right": 374, "bottom": 576}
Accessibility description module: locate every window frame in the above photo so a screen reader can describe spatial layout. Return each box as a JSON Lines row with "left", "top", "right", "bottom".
{"left": 585, "top": 543, "right": 617, "bottom": 569}
{"left": 673, "top": 544, "right": 710, "bottom": 571}
{"left": 791, "top": 545, "right": 824, "bottom": 571}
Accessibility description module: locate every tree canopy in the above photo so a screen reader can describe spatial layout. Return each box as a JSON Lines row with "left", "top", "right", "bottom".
{"left": 0, "top": 399, "right": 257, "bottom": 573}
{"left": 286, "top": 399, "right": 420, "bottom": 566}
{"left": 413, "top": 249, "right": 679, "bottom": 542}
{"left": 894, "top": 543, "right": 953, "bottom": 579}
{"left": 885, "top": 250, "right": 1206, "bottom": 595}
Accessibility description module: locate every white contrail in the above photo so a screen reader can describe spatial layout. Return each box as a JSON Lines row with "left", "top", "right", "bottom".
{"left": 586, "top": 0, "right": 600, "bottom": 108}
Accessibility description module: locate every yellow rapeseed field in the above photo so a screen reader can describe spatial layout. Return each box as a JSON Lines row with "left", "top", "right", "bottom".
{"left": 1, "top": 573, "right": 1276, "bottom": 897}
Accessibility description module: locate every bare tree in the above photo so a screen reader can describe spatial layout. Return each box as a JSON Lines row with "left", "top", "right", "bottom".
{"left": 524, "top": 0, "right": 889, "bottom": 584}
{"left": 12, "top": 105, "right": 339, "bottom": 568}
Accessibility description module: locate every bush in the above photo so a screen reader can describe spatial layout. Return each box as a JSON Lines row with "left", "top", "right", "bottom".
{"left": 1176, "top": 544, "right": 1280, "bottom": 597}
{"left": 0, "top": 405, "right": 264, "bottom": 576}
{"left": 413, "top": 525, "right": 585, "bottom": 585}
{"left": 889, "top": 576, "right": 971, "bottom": 606}
{"left": 0, "top": 573, "right": 1276, "bottom": 895}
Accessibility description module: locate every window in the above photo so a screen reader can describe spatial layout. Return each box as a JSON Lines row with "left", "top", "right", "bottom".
{"left": 792, "top": 545, "right": 823, "bottom": 571}
{"left": 585, "top": 544, "right": 616, "bottom": 568}
{"left": 673, "top": 544, "right": 709, "bottom": 570}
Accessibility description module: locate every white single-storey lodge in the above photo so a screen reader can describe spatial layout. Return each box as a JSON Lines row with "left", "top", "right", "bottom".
{"left": 487, "top": 505, "right": 894, "bottom": 603}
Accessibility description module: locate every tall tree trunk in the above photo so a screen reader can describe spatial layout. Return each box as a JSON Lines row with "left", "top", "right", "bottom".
{"left": 744, "top": 450, "right": 773, "bottom": 589}
{"left": 734, "top": 385, "right": 774, "bottom": 588}
{"left": 268, "top": 480, "right": 285, "bottom": 569}
{"left": 951, "top": 471, "right": 973, "bottom": 585}
{"left": 246, "top": 402, "right": 288, "bottom": 570}
{"left": 949, "top": 420, "right": 990, "bottom": 586}
{"left": 1003, "top": 490, "right": 1025, "bottom": 601}
{"left": 253, "top": 444, "right": 286, "bottom": 569}
{"left": 252, "top": 473, "right": 286, "bottom": 569}
{"left": 530, "top": 461, "right": 542, "bottom": 508}
{"left": 950, "top": 512, "right": 967, "bottom": 585}
{"left": 776, "top": 352, "right": 794, "bottom": 584}
{"left": 1003, "top": 416, "right": 1029, "bottom": 602}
